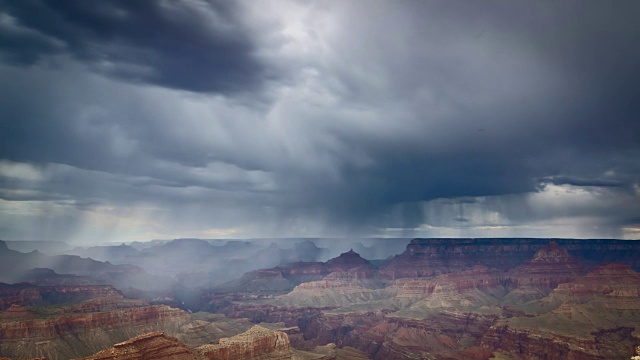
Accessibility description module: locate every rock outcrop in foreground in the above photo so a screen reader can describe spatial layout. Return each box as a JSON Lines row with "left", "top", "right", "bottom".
{"left": 79, "top": 326, "right": 295, "bottom": 360}
{"left": 198, "top": 325, "right": 292, "bottom": 360}
{"left": 0, "top": 284, "right": 241, "bottom": 360}
{"left": 79, "top": 332, "right": 194, "bottom": 360}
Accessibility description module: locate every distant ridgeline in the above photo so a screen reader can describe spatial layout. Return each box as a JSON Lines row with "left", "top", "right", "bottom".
{"left": 400, "top": 238, "right": 640, "bottom": 271}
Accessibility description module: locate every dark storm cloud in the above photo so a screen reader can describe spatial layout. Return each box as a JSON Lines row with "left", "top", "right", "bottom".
{"left": 232, "top": 0, "right": 640, "bottom": 234}
{"left": 0, "top": 0, "right": 265, "bottom": 92}
{"left": 0, "top": 0, "right": 639, "bottom": 240}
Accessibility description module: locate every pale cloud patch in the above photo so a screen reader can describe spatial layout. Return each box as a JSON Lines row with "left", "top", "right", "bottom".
{"left": 0, "top": 160, "right": 45, "bottom": 182}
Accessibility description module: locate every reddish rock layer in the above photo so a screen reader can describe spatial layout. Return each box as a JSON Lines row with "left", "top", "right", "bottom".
{"left": 482, "top": 264, "right": 640, "bottom": 359}
{"left": 507, "top": 242, "right": 585, "bottom": 291}
{"left": 0, "top": 305, "right": 186, "bottom": 340}
{"left": 552, "top": 262, "right": 640, "bottom": 298}
{"left": 0, "top": 304, "right": 34, "bottom": 320}
{"left": 296, "top": 310, "right": 496, "bottom": 360}
{"left": 392, "top": 265, "right": 502, "bottom": 299}
{"left": 482, "top": 325, "right": 638, "bottom": 360}
{"left": 80, "top": 332, "right": 196, "bottom": 360}
{"left": 0, "top": 283, "right": 124, "bottom": 311}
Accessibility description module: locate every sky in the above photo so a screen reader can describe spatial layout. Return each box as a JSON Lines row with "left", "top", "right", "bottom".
{"left": 0, "top": 0, "right": 639, "bottom": 243}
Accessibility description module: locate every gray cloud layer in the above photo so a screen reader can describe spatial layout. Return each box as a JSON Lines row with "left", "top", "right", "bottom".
{"left": 0, "top": 0, "right": 639, "bottom": 241}
{"left": 0, "top": 0, "right": 265, "bottom": 92}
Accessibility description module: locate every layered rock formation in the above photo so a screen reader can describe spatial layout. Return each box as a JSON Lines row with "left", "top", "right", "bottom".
{"left": 507, "top": 242, "right": 585, "bottom": 290}
{"left": 391, "top": 266, "right": 505, "bottom": 313}
{"left": 78, "top": 326, "right": 296, "bottom": 360}
{"left": 551, "top": 262, "right": 640, "bottom": 299}
{"left": 275, "top": 275, "right": 389, "bottom": 308}
{"left": 378, "top": 238, "right": 640, "bottom": 280}
{"left": 198, "top": 325, "right": 293, "bottom": 359}
{"left": 377, "top": 238, "right": 559, "bottom": 279}
{"left": 210, "top": 239, "right": 640, "bottom": 359}
{"left": 78, "top": 332, "right": 196, "bottom": 360}
{"left": 503, "top": 242, "right": 586, "bottom": 304}
{"left": 0, "top": 304, "right": 34, "bottom": 320}
{"left": 483, "top": 263, "right": 640, "bottom": 359}
{"left": 295, "top": 310, "right": 496, "bottom": 360}
{"left": 15, "top": 268, "right": 101, "bottom": 286}
{"left": 6, "top": 238, "right": 640, "bottom": 360}
{"left": 216, "top": 269, "right": 296, "bottom": 293}
{"left": 0, "top": 284, "right": 240, "bottom": 359}
{"left": 378, "top": 240, "right": 474, "bottom": 279}
{"left": 215, "top": 250, "right": 374, "bottom": 295}
{"left": 0, "top": 283, "right": 125, "bottom": 311}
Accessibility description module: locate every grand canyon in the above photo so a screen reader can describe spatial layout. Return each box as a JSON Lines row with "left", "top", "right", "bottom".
{"left": 3, "top": 1, "right": 640, "bottom": 359}
{"left": 1, "top": 237, "right": 639, "bottom": 359}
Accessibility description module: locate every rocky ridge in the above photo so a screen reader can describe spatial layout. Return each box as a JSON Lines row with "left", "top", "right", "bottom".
{"left": 0, "top": 283, "right": 125, "bottom": 311}
{"left": 216, "top": 250, "right": 375, "bottom": 294}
